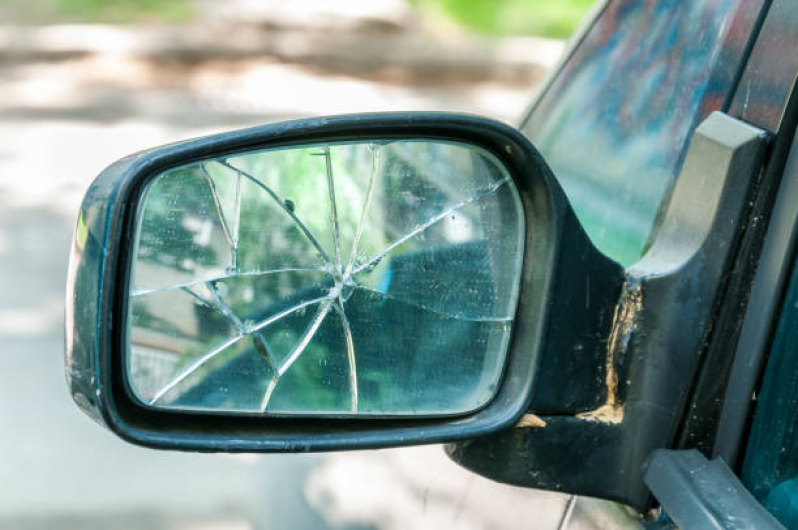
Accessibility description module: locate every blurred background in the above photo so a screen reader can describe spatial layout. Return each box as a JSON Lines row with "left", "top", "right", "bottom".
{"left": 0, "top": 0, "right": 601, "bottom": 528}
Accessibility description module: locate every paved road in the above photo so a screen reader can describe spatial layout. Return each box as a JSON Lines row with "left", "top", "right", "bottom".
{"left": 0, "top": 44, "right": 572, "bottom": 529}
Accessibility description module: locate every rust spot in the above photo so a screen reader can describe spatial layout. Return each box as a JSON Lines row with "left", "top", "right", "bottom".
{"left": 576, "top": 278, "right": 642, "bottom": 425}
{"left": 515, "top": 413, "right": 547, "bottom": 428}
{"left": 576, "top": 403, "right": 624, "bottom": 425}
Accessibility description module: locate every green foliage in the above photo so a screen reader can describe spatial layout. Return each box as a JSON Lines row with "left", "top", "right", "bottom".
{"left": 411, "top": 0, "right": 596, "bottom": 38}
{"left": 4, "top": 0, "right": 193, "bottom": 24}
{"left": 59, "top": 0, "right": 193, "bottom": 23}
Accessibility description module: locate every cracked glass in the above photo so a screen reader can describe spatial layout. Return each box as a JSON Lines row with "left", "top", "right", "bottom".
{"left": 125, "top": 139, "right": 525, "bottom": 416}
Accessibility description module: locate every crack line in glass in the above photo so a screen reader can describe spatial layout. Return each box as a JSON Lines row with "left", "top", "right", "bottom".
{"left": 182, "top": 281, "right": 280, "bottom": 372}
{"left": 351, "top": 284, "right": 512, "bottom": 323}
{"left": 344, "top": 144, "right": 381, "bottom": 278}
{"left": 248, "top": 293, "right": 335, "bottom": 334}
{"left": 350, "top": 177, "right": 510, "bottom": 276}
{"left": 252, "top": 333, "right": 278, "bottom": 373}
{"left": 132, "top": 268, "right": 331, "bottom": 297}
{"left": 217, "top": 159, "right": 332, "bottom": 264}
{"left": 149, "top": 334, "right": 244, "bottom": 404}
{"left": 204, "top": 282, "right": 247, "bottom": 332}
{"left": 159, "top": 286, "right": 334, "bottom": 403}
{"left": 315, "top": 147, "right": 343, "bottom": 275}
{"left": 231, "top": 164, "right": 242, "bottom": 271}
{"left": 332, "top": 299, "right": 358, "bottom": 412}
{"left": 259, "top": 378, "right": 278, "bottom": 411}
{"left": 180, "top": 280, "right": 335, "bottom": 341}
{"left": 276, "top": 299, "right": 334, "bottom": 377}
{"left": 202, "top": 281, "right": 280, "bottom": 372}
{"left": 199, "top": 162, "right": 235, "bottom": 251}
{"left": 179, "top": 284, "right": 245, "bottom": 332}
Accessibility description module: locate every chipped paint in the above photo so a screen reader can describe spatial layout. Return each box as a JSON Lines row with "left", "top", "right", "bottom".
{"left": 576, "top": 403, "right": 625, "bottom": 425}
{"left": 576, "top": 278, "right": 642, "bottom": 425}
{"left": 515, "top": 413, "right": 547, "bottom": 428}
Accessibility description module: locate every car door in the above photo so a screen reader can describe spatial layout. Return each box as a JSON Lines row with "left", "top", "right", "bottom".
{"left": 455, "top": 0, "right": 798, "bottom": 524}
{"left": 448, "top": 0, "right": 767, "bottom": 494}
{"left": 521, "top": 0, "right": 798, "bottom": 526}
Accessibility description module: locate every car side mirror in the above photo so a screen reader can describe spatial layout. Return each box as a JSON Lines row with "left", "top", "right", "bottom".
{"left": 65, "top": 113, "right": 572, "bottom": 451}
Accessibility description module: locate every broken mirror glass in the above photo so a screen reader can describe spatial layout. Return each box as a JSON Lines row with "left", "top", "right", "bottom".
{"left": 126, "top": 139, "right": 525, "bottom": 416}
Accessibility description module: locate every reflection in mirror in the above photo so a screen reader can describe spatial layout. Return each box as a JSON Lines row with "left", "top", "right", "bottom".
{"left": 127, "top": 139, "right": 525, "bottom": 416}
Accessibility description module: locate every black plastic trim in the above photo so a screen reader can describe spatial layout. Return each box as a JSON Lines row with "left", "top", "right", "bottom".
{"left": 644, "top": 449, "right": 785, "bottom": 530}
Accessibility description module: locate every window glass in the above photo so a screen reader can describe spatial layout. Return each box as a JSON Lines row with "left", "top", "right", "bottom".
{"left": 522, "top": 0, "right": 765, "bottom": 265}
{"left": 742, "top": 256, "right": 798, "bottom": 528}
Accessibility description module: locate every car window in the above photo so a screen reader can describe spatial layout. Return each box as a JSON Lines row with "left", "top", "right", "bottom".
{"left": 521, "top": 0, "right": 765, "bottom": 265}
{"left": 741, "top": 253, "right": 798, "bottom": 529}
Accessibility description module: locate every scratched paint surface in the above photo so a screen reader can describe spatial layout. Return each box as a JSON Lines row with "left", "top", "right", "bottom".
{"left": 126, "top": 140, "right": 525, "bottom": 416}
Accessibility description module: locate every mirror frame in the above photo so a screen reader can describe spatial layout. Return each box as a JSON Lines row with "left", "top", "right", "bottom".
{"left": 65, "top": 112, "right": 568, "bottom": 452}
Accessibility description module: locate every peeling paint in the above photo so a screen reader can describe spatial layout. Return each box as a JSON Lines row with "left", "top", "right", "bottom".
{"left": 576, "top": 403, "right": 625, "bottom": 425}
{"left": 515, "top": 413, "right": 547, "bottom": 428}
{"left": 575, "top": 278, "right": 642, "bottom": 425}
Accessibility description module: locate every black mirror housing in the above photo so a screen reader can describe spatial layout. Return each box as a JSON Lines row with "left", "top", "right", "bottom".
{"left": 64, "top": 112, "right": 569, "bottom": 452}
